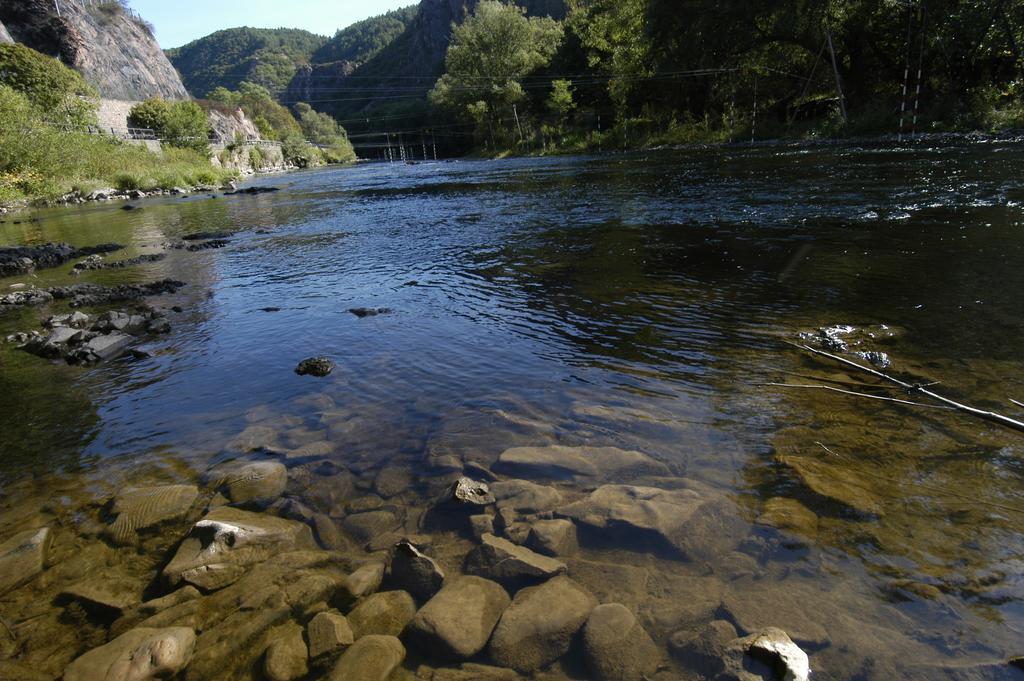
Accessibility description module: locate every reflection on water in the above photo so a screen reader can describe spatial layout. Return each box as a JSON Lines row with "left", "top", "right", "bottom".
{"left": 1, "top": 142, "right": 1023, "bottom": 679}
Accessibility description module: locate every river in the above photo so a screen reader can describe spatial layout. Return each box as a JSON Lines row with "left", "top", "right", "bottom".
{"left": 1, "top": 142, "right": 1023, "bottom": 680}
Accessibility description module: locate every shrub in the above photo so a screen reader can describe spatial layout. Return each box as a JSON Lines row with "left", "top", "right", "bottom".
{"left": 129, "top": 98, "right": 211, "bottom": 153}
{"left": 0, "top": 44, "right": 98, "bottom": 127}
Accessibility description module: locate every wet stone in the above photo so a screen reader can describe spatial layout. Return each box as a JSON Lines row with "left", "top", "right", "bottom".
{"left": 307, "top": 610, "right": 354, "bottom": 658}
{"left": 60, "top": 576, "right": 144, "bottom": 618}
{"left": 208, "top": 461, "right": 288, "bottom": 505}
{"left": 408, "top": 575, "right": 511, "bottom": 661}
{"left": 488, "top": 575, "right": 597, "bottom": 672}
{"left": 263, "top": 622, "right": 308, "bottom": 681}
{"left": 343, "top": 510, "right": 401, "bottom": 544}
{"left": 721, "top": 627, "right": 811, "bottom": 681}
{"left": 336, "top": 562, "right": 386, "bottom": 608}
{"left": 491, "top": 479, "right": 563, "bottom": 514}
{"left": 348, "top": 307, "right": 392, "bottom": 318}
{"left": 388, "top": 540, "right": 445, "bottom": 601}
{"left": 163, "top": 507, "right": 316, "bottom": 591}
{"left": 375, "top": 466, "right": 414, "bottom": 498}
{"left": 63, "top": 626, "right": 196, "bottom": 681}
{"left": 755, "top": 497, "right": 819, "bottom": 549}
{"left": 446, "top": 476, "right": 496, "bottom": 506}
{"left": 582, "top": 603, "right": 661, "bottom": 681}
{"left": 416, "top": 663, "right": 522, "bottom": 680}
{"left": 347, "top": 590, "right": 417, "bottom": 638}
{"left": 106, "top": 484, "right": 199, "bottom": 545}
{"left": 285, "top": 439, "right": 336, "bottom": 461}
{"left": 495, "top": 445, "right": 670, "bottom": 482}
{"left": 226, "top": 426, "right": 283, "bottom": 454}
{"left": 668, "top": 620, "right": 738, "bottom": 678}
{"left": 327, "top": 634, "right": 405, "bottom": 681}
{"left": 464, "top": 533, "right": 567, "bottom": 590}
{"left": 719, "top": 580, "right": 832, "bottom": 651}
{"left": 296, "top": 357, "right": 336, "bottom": 377}
{"left": 777, "top": 455, "right": 883, "bottom": 517}
{"left": 526, "top": 519, "right": 578, "bottom": 557}
{"left": 0, "top": 527, "right": 50, "bottom": 595}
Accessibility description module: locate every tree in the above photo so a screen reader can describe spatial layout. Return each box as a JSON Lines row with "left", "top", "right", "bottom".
{"left": 129, "top": 98, "right": 210, "bottom": 153}
{"left": 0, "top": 44, "right": 98, "bottom": 127}
{"left": 547, "top": 79, "right": 576, "bottom": 121}
{"left": 293, "top": 102, "right": 357, "bottom": 163}
{"left": 235, "top": 82, "right": 302, "bottom": 140}
{"left": 430, "top": 0, "right": 564, "bottom": 130}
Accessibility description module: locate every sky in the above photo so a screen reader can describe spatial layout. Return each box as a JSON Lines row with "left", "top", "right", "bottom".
{"left": 131, "top": 0, "right": 414, "bottom": 49}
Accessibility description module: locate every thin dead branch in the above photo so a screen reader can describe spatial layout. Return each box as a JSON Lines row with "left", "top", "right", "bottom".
{"left": 790, "top": 342, "right": 1024, "bottom": 433}
{"left": 1011, "top": 398, "right": 1024, "bottom": 410}
{"left": 761, "top": 382, "right": 953, "bottom": 410}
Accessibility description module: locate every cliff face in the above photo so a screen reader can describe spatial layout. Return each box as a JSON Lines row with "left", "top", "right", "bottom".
{"left": 0, "top": 0, "right": 188, "bottom": 101}
{"left": 0, "top": 21, "right": 13, "bottom": 44}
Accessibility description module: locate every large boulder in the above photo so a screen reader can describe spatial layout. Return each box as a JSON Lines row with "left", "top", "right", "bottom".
{"left": 106, "top": 485, "right": 198, "bottom": 545}
{"left": 408, "top": 576, "right": 511, "bottom": 660}
{"left": 494, "top": 446, "right": 669, "bottom": 482}
{"left": 327, "top": 635, "right": 405, "bottom": 681}
{"left": 464, "top": 534, "right": 566, "bottom": 590}
{"left": 163, "top": 507, "right": 316, "bottom": 590}
{"left": 582, "top": 603, "right": 661, "bottom": 681}
{"left": 488, "top": 576, "right": 597, "bottom": 672}
{"left": 63, "top": 627, "right": 195, "bottom": 681}
{"left": 0, "top": 527, "right": 50, "bottom": 595}
{"left": 348, "top": 590, "right": 417, "bottom": 638}
{"left": 556, "top": 484, "right": 746, "bottom": 560}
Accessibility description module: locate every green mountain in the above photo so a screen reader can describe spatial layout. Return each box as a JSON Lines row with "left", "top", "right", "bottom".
{"left": 312, "top": 6, "right": 418, "bottom": 65}
{"left": 166, "top": 27, "right": 327, "bottom": 98}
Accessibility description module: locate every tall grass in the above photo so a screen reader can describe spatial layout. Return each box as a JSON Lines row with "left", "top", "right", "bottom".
{"left": 0, "top": 86, "right": 235, "bottom": 205}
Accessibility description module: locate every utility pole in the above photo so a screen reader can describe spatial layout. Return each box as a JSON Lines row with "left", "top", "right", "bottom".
{"left": 512, "top": 104, "right": 525, "bottom": 148}
{"left": 825, "top": 25, "right": 849, "bottom": 124}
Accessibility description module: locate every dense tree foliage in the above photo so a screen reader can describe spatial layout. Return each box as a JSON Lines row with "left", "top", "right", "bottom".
{"left": 167, "top": 28, "right": 328, "bottom": 97}
{"left": 128, "top": 98, "right": 210, "bottom": 152}
{"left": 311, "top": 6, "right": 418, "bottom": 64}
{"left": 0, "top": 44, "right": 98, "bottom": 127}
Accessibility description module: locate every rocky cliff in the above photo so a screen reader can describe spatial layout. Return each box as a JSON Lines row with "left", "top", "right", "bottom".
{"left": 0, "top": 21, "right": 13, "bottom": 44}
{"left": 0, "top": 0, "right": 188, "bottom": 101}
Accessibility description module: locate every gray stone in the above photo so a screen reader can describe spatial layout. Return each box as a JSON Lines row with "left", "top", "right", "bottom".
{"left": 264, "top": 623, "right": 308, "bottom": 681}
{"left": 582, "top": 603, "right": 661, "bottom": 681}
{"left": 408, "top": 576, "right": 511, "bottom": 660}
{"left": 61, "top": 576, "right": 143, "bottom": 617}
{"left": 388, "top": 540, "right": 445, "bottom": 601}
{"left": 464, "top": 534, "right": 566, "bottom": 589}
{"left": 526, "top": 519, "right": 578, "bottom": 557}
{"left": 343, "top": 510, "right": 401, "bottom": 543}
{"left": 488, "top": 576, "right": 597, "bottom": 672}
{"left": 226, "top": 426, "right": 282, "bottom": 454}
{"left": 106, "top": 484, "right": 198, "bottom": 545}
{"left": 296, "top": 357, "right": 336, "bottom": 377}
{"left": 82, "top": 332, "right": 133, "bottom": 360}
{"left": 445, "top": 476, "right": 495, "bottom": 506}
{"left": 348, "top": 590, "right": 416, "bottom": 638}
{"left": 163, "top": 507, "right": 316, "bottom": 590}
{"left": 495, "top": 445, "right": 669, "bottom": 481}
{"left": 307, "top": 610, "right": 354, "bottom": 658}
{"left": 556, "top": 484, "right": 746, "bottom": 560}
{"left": 327, "top": 635, "right": 405, "bottom": 681}
{"left": 719, "top": 581, "right": 832, "bottom": 651}
{"left": 720, "top": 628, "right": 811, "bottom": 681}
{"left": 0, "top": 527, "right": 50, "bottom": 595}
{"left": 63, "top": 627, "right": 196, "bottom": 681}
{"left": 312, "top": 513, "right": 349, "bottom": 550}
{"left": 208, "top": 461, "right": 287, "bottom": 504}
{"left": 491, "top": 480, "right": 563, "bottom": 513}
{"left": 285, "top": 440, "right": 336, "bottom": 461}
{"left": 470, "top": 514, "right": 495, "bottom": 540}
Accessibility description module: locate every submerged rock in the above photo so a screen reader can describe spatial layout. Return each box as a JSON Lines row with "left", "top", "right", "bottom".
{"left": 60, "top": 576, "right": 144, "bottom": 618}
{"left": 348, "top": 307, "right": 392, "bottom": 318}
{"left": 408, "top": 575, "right": 511, "bottom": 660}
{"left": 755, "top": 497, "right": 819, "bottom": 549}
{"left": 777, "top": 456, "right": 883, "bottom": 516}
{"left": 207, "top": 461, "right": 287, "bottom": 505}
{"left": 582, "top": 603, "right": 661, "bottom": 681}
{"left": 307, "top": 611, "right": 354, "bottom": 659}
{"left": 336, "top": 562, "right": 386, "bottom": 607}
{"left": 295, "top": 357, "right": 336, "bottom": 377}
{"left": 494, "top": 445, "right": 669, "bottom": 481}
{"left": 0, "top": 527, "right": 50, "bottom": 595}
{"left": 63, "top": 627, "right": 196, "bottom": 681}
{"left": 263, "top": 622, "right": 308, "bottom": 681}
{"left": 719, "top": 581, "right": 832, "bottom": 651}
{"left": 327, "top": 635, "right": 405, "bottom": 681}
{"left": 106, "top": 484, "right": 199, "bottom": 545}
{"left": 388, "top": 540, "right": 445, "bottom": 601}
{"left": 0, "top": 242, "right": 122, "bottom": 278}
{"left": 445, "top": 476, "right": 495, "bottom": 507}
{"left": 163, "top": 507, "right": 315, "bottom": 590}
{"left": 416, "top": 663, "right": 522, "bottom": 680}
{"left": 526, "top": 519, "right": 578, "bottom": 557}
{"left": 556, "top": 484, "right": 746, "bottom": 560}
{"left": 343, "top": 510, "right": 402, "bottom": 544}
{"left": 669, "top": 620, "right": 739, "bottom": 678}
{"left": 491, "top": 479, "right": 563, "bottom": 514}
{"left": 489, "top": 576, "right": 597, "bottom": 672}
{"left": 464, "top": 534, "right": 566, "bottom": 589}
{"left": 347, "top": 590, "right": 417, "bottom": 638}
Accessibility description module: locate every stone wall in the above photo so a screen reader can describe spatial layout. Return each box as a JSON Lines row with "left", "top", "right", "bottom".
{"left": 96, "top": 98, "right": 140, "bottom": 136}
{"left": 210, "top": 142, "right": 288, "bottom": 176}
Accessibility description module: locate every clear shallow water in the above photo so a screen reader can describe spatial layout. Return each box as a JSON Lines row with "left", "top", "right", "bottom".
{"left": 1, "top": 143, "right": 1023, "bottom": 679}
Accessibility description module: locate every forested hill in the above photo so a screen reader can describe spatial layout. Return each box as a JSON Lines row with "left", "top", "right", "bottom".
{"left": 167, "top": 28, "right": 327, "bottom": 98}
{"left": 311, "top": 6, "right": 418, "bottom": 65}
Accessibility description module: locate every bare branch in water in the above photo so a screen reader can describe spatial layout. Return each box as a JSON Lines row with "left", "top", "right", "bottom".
{"left": 761, "top": 382, "right": 953, "bottom": 410}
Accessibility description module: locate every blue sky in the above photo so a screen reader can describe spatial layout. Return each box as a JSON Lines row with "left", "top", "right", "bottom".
{"left": 132, "top": 0, "right": 414, "bottom": 49}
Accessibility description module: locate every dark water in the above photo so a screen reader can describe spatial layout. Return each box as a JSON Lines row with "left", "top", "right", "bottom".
{"left": 1, "top": 143, "right": 1023, "bottom": 679}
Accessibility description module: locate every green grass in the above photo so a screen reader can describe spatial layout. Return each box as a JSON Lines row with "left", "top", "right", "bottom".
{"left": 1, "top": 86, "right": 236, "bottom": 206}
